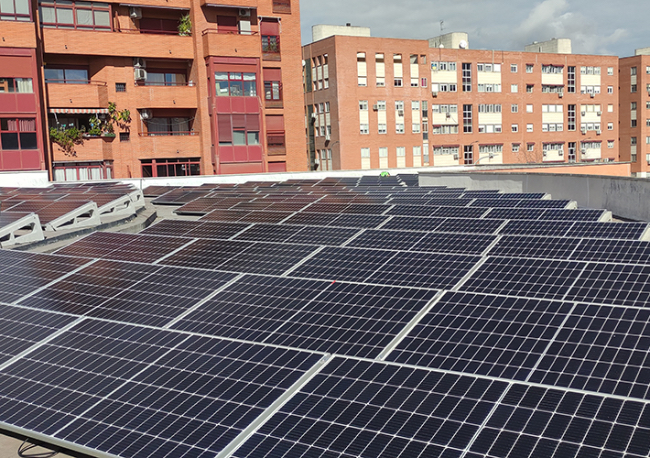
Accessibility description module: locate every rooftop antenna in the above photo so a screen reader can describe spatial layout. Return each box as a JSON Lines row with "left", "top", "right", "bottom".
{"left": 440, "top": 20, "right": 444, "bottom": 33}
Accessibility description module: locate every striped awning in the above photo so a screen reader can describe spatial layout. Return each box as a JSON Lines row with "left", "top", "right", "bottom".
{"left": 49, "top": 108, "right": 109, "bottom": 114}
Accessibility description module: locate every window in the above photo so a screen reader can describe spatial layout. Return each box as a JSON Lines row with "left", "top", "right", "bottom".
{"left": 512, "top": 143, "right": 520, "bottom": 152}
{"left": 511, "top": 124, "right": 518, "bottom": 132}
{"left": 647, "top": 119, "right": 650, "bottom": 127}
{"left": 632, "top": 85, "right": 638, "bottom": 93}
{"left": 360, "top": 147, "right": 370, "bottom": 170}
{"left": 0, "top": 78, "right": 33, "bottom": 93}
{"left": 567, "top": 105, "right": 576, "bottom": 131}
{"left": 421, "top": 78, "right": 427, "bottom": 87}
{"left": 526, "top": 64, "right": 533, "bottom": 73}
{"left": 511, "top": 84, "right": 518, "bottom": 93}
{"left": 433, "top": 146, "right": 459, "bottom": 155}
{"left": 412, "top": 123, "right": 420, "bottom": 133}
{"left": 431, "top": 104, "right": 457, "bottom": 113}
{"left": 581, "top": 66, "right": 601, "bottom": 75}
{"left": 375, "top": 53, "right": 385, "bottom": 87}
{"left": 411, "top": 100, "right": 420, "bottom": 111}
{"left": 526, "top": 124, "right": 533, "bottom": 132}
{"left": 433, "top": 62, "right": 456, "bottom": 71}
{"left": 1, "top": 118, "right": 37, "bottom": 150}
{"left": 53, "top": 161, "right": 112, "bottom": 181}
{"left": 608, "top": 67, "right": 614, "bottom": 76}
{"left": 44, "top": 67, "right": 88, "bottom": 84}
{"left": 463, "top": 104, "right": 472, "bottom": 133}
{"left": 607, "top": 86, "right": 613, "bottom": 94}
{"left": 432, "top": 125, "right": 459, "bottom": 134}
{"left": 477, "top": 63, "right": 500, "bottom": 72}
{"left": 357, "top": 52, "right": 367, "bottom": 86}
{"left": 360, "top": 124, "right": 368, "bottom": 134}
{"left": 119, "top": 132, "right": 129, "bottom": 142}
{"left": 632, "top": 102, "right": 637, "bottom": 110}
{"left": 395, "top": 101, "right": 404, "bottom": 111}
{"left": 608, "top": 122, "right": 613, "bottom": 130}
{"left": 511, "top": 104, "right": 518, "bottom": 113}
{"left": 264, "top": 80, "right": 282, "bottom": 102}
{"left": 396, "top": 124, "right": 404, "bottom": 134}
{"left": 542, "top": 65, "right": 563, "bottom": 74}
{"left": 431, "top": 83, "right": 457, "bottom": 92}
{"left": 511, "top": 64, "right": 518, "bottom": 73}
{"left": 526, "top": 84, "right": 533, "bottom": 93}
{"left": 478, "top": 104, "right": 501, "bottom": 113}
{"left": 608, "top": 104, "right": 614, "bottom": 113}
{"left": 261, "top": 30, "right": 280, "bottom": 57}
{"left": 527, "top": 143, "right": 534, "bottom": 152}
{"left": 378, "top": 124, "right": 386, "bottom": 134}
{"left": 462, "top": 63, "right": 471, "bottom": 92}
{"left": 40, "top": 0, "right": 111, "bottom": 30}
{"left": 631, "top": 67, "right": 637, "bottom": 76}
{"left": 526, "top": 104, "right": 533, "bottom": 113}
{"left": 478, "top": 84, "right": 501, "bottom": 92}
{"left": 0, "top": 0, "right": 30, "bottom": 20}
{"left": 145, "top": 117, "right": 192, "bottom": 136}
{"left": 567, "top": 66, "right": 575, "bottom": 93}
{"left": 359, "top": 100, "right": 368, "bottom": 110}
{"left": 394, "top": 78, "right": 403, "bottom": 87}
{"left": 608, "top": 140, "right": 614, "bottom": 148}
{"left": 215, "top": 72, "right": 257, "bottom": 96}
{"left": 541, "top": 85, "right": 564, "bottom": 93}
{"left": 479, "top": 144, "right": 503, "bottom": 154}
{"left": 115, "top": 82, "right": 126, "bottom": 92}
{"left": 141, "top": 158, "right": 200, "bottom": 178}
{"left": 541, "top": 104, "right": 563, "bottom": 113}
{"left": 145, "top": 70, "right": 187, "bottom": 86}
{"left": 632, "top": 119, "right": 637, "bottom": 127}
{"left": 377, "top": 101, "right": 386, "bottom": 111}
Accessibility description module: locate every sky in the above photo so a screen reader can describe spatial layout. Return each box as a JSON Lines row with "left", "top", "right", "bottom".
{"left": 299, "top": 0, "right": 650, "bottom": 57}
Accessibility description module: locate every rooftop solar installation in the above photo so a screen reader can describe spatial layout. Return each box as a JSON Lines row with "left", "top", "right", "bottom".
{"left": 3, "top": 175, "right": 650, "bottom": 458}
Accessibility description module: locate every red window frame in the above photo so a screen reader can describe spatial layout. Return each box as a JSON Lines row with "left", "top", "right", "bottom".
{"left": 0, "top": 0, "right": 32, "bottom": 21}
{"left": 0, "top": 118, "right": 37, "bottom": 151}
{"left": 52, "top": 161, "right": 113, "bottom": 181}
{"left": 39, "top": 0, "right": 112, "bottom": 31}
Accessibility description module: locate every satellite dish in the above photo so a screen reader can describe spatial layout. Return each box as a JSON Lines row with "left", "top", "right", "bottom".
{"left": 439, "top": 44, "right": 444, "bottom": 48}
{"left": 458, "top": 40, "right": 468, "bottom": 49}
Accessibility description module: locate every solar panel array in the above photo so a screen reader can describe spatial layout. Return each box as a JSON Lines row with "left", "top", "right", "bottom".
{"left": 1, "top": 173, "right": 650, "bottom": 457}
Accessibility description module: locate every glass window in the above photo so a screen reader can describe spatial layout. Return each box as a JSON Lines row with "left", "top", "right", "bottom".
{"left": 247, "top": 131, "right": 259, "bottom": 145}
{"left": 233, "top": 130, "right": 246, "bottom": 145}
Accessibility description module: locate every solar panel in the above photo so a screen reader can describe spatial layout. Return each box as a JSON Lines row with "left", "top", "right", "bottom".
{"left": 199, "top": 209, "right": 252, "bottom": 222}
{"left": 281, "top": 213, "right": 338, "bottom": 227}
{"left": 234, "top": 224, "right": 304, "bottom": 243}
{"left": 470, "top": 198, "right": 523, "bottom": 208}
{"left": 286, "top": 225, "right": 360, "bottom": 246}
{"left": 328, "top": 214, "right": 388, "bottom": 229}
{"left": 484, "top": 208, "right": 548, "bottom": 220}
{"left": 347, "top": 229, "right": 428, "bottom": 251}
{"left": 0, "top": 319, "right": 322, "bottom": 458}
{"left": 498, "top": 220, "right": 576, "bottom": 237}
{"left": 528, "top": 302, "right": 650, "bottom": 400}
{"left": 515, "top": 199, "right": 571, "bottom": 209}
{"left": 488, "top": 235, "right": 582, "bottom": 259}
{"left": 18, "top": 260, "right": 238, "bottom": 326}
{"left": 387, "top": 205, "right": 439, "bottom": 217}
{"left": 431, "top": 206, "right": 490, "bottom": 218}
{"left": 466, "top": 383, "right": 650, "bottom": 457}
{"left": 380, "top": 216, "right": 446, "bottom": 231}
{"left": 566, "top": 221, "right": 649, "bottom": 240}
{"left": 413, "top": 232, "right": 497, "bottom": 255}
{"left": 232, "top": 358, "right": 508, "bottom": 458}
{"left": 140, "top": 220, "right": 249, "bottom": 240}
{"left": 540, "top": 209, "right": 606, "bottom": 221}
{"left": 425, "top": 198, "right": 473, "bottom": 207}
{"left": 291, "top": 247, "right": 397, "bottom": 283}
{"left": 434, "top": 218, "right": 505, "bottom": 235}
{"left": 388, "top": 291, "right": 573, "bottom": 380}
{"left": 461, "top": 257, "right": 586, "bottom": 301}
{"left": 563, "top": 263, "right": 650, "bottom": 307}
{"left": 570, "top": 239, "right": 650, "bottom": 264}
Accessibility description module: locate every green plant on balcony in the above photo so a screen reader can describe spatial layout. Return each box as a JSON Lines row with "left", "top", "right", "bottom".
{"left": 178, "top": 14, "right": 192, "bottom": 36}
{"left": 87, "top": 115, "right": 103, "bottom": 136}
{"left": 108, "top": 102, "right": 131, "bottom": 130}
{"left": 49, "top": 125, "right": 84, "bottom": 157}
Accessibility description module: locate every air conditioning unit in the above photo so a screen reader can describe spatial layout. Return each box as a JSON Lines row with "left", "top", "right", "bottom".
{"left": 597, "top": 111, "right": 602, "bottom": 116}
{"left": 134, "top": 68, "right": 147, "bottom": 80}
{"left": 453, "top": 153, "right": 459, "bottom": 160}
{"left": 133, "top": 57, "right": 146, "bottom": 68}
{"left": 596, "top": 130, "right": 601, "bottom": 135}
{"left": 372, "top": 104, "right": 378, "bottom": 111}
{"left": 140, "top": 109, "right": 153, "bottom": 120}
{"left": 238, "top": 8, "right": 251, "bottom": 17}
{"left": 129, "top": 7, "right": 141, "bottom": 18}
{"left": 397, "top": 110, "right": 404, "bottom": 117}
{"left": 581, "top": 111, "right": 586, "bottom": 116}
{"left": 432, "top": 91, "right": 438, "bottom": 97}
{"left": 590, "top": 93, "right": 595, "bottom": 98}
{"left": 558, "top": 92, "right": 564, "bottom": 98}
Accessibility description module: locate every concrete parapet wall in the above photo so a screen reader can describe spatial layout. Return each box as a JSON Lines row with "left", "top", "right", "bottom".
{"left": 420, "top": 171, "right": 650, "bottom": 221}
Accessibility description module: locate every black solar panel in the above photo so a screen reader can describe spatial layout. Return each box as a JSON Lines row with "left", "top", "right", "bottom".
{"left": 515, "top": 199, "right": 571, "bottom": 209}
{"left": 564, "top": 263, "right": 650, "bottom": 307}
{"left": 489, "top": 235, "right": 582, "bottom": 259}
{"left": 347, "top": 229, "right": 428, "bottom": 251}
{"left": 434, "top": 218, "right": 505, "bottom": 235}
{"left": 413, "top": 232, "right": 497, "bottom": 255}
{"left": 566, "top": 221, "right": 649, "bottom": 240}
{"left": 540, "top": 209, "right": 606, "bottom": 221}
{"left": 484, "top": 208, "right": 547, "bottom": 220}
{"left": 388, "top": 292, "right": 573, "bottom": 380}
{"left": 571, "top": 239, "right": 650, "bottom": 264}
{"left": 0, "top": 319, "right": 322, "bottom": 458}
{"left": 233, "top": 358, "right": 508, "bottom": 458}
{"left": 387, "top": 205, "right": 439, "bottom": 217}
{"left": 432, "top": 206, "right": 490, "bottom": 218}
{"left": 328, "top": 213, "right": 388, "bottom": 229}
{"left": 462, "top": 257, "right": 586, "bottom": 301}
{"left": 499, "top": 220, "right": 576, "bottom": 237}
{"left": 286, "top": 225, "right": 360, "bottom": 246}
{"left": 380, "top": 216, "right": 445, "bottom": 231}
{"left": 234, "top": 224, "right": 304, "bottom": 243}
{"left": 281, "top": 213, "right": 338, "bottom": 227}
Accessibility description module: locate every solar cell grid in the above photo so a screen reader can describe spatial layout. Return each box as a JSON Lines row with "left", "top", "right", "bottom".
{"left": 434, "top": 218, "right": 506, "bottom": 235}
{"left": 564, "top": 263, "right": 650, "bottom": 307}
{"left": 540, "top": 209, "right": 605, "bottom": 221}
{"left": 233, "top": 358, "right": 508, "bottom": 458}
{"left": 236, "top": 211, "right": 293, "bottom": 224}
{"left": 380, "top": 216, "right": 446, "bottom": 231}
{"left": 570, "top": 239, "right": 650, "bottom": 264}
{"left": 281, "top": 213, "right": 338, "bottom": 227}
{"left": 387, "top": 205, "right": 439, "bottom": 217}
{"left": 347, "top": 229, "right": 428, "bottom": 251}
{"left": 328, "top": 213, "right": 388, "bottom": 229}
{"left": 0, "top": 319, "right": 322, "bottom": 458}
{"left": 514, "top": 199, "right": 570, "bottom": 209}
{"left": 199, "top": 209, "right": 252, "bottom": 222}
{"left": 432, "top": 206, "right": 490, "bottom": 218}
{"left": 498, "top": 220, "right": 576, "bottom": 237}
{"left": 413, "top": 232, "right": 497, "bottom": 255}
{"left": 483, "top": 208, "right": 547, "bottom": 220}
{"left": 388, "top": 292, "right": 573, "bottom": 380}
{"left": 234, "top": 224, "right": 304, "bottom": 243}
{"left": 488, "top": 235, "right": 582, "bottom": 259}
{"left": 467, "top": 383, "right": 650, "bottom": 457}
{"left": 286, "top": 225, "right": 360, "bottom": 246}
{"left": 461, "top": 257, "right": 586, "bottom": 301}
{"left": 470, "top": 198, "right": 522, "bottom": 208}
{"left": 139, "top": 220, "right": 204, "bottom": 237}
{"left": 183, "top": 221, "right": 250, "bottom": 239}
{"left": 424, "top": 198, "right": 473, "bottom": 207}
{"left": 566, "top": 221, "right": 649, "bottom": 240}
{"left": 291, "top": 247, "right": 397, "bottom": 283}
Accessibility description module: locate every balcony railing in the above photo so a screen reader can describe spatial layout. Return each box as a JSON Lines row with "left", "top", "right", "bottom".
{"left": 202, "top": 27, "right": 258, "bottom": 36}
{"left": 272, "top": 0, "right": 290, "bottom": 13}
{"left": 117, "top": 27, "right": 187, "bottom": 36}
{"left": 139, "top": 131, "right": 199, "bottom": 136}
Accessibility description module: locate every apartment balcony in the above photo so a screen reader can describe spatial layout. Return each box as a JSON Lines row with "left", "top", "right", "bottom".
{"left": 46, "top": 82, "right": 109, "bottom": 109}
{"left": 134, "top": 84, "right": 198, "bottom": 109}
{"left": 0, "top": 21, "right": 37, "bottom": 48}
{"left": 201, "top": 29, "right": 260, "bottom": 59}
{"left": 112, "top": 0, "right": 190, "bottom": 8}
{"left": 51, "top": 136, "right": 113, "bottom": 163}
{"left": 200, "top": 0, "right": 256, "bottom": 7}
{"left": 42, "top": 28, "right": 193, "bottom": 59}
{"left": 137, "top": 132, "right": 201, "bottom": 154}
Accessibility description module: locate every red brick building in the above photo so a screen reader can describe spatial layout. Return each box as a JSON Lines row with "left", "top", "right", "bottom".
{"left": 0, "top": 0, "right": 306, "bottom": 180}
{"left": 619, "top": 51, "right": 650, "bottom": 177}
{"left": 303, "top": 29, "right": 620, "bottom": 171}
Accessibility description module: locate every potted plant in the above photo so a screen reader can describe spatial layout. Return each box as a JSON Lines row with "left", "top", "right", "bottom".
{"left": 49, "top": 125, "right": 85, "bottom": 157}
{"left": 85, "top": 115, "right": 102, "bottom": 137}
{"left": 178, "top": 14, "right": 191, "bottom": 36}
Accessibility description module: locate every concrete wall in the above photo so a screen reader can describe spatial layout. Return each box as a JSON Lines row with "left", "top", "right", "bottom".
{"left": 420, "top": 171, "right": 650, "bottom": 221}
{"left": 428, "top": 32, "right": 469, "bottom": 50}
{"left": 524, "top": 38, "right": 572, "bottom": 54}
{"left": 312, "top": 25, "right": 371, "bottom": 42}
{"left": 0, "top": 171, "right": 50, "bottom": 187}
